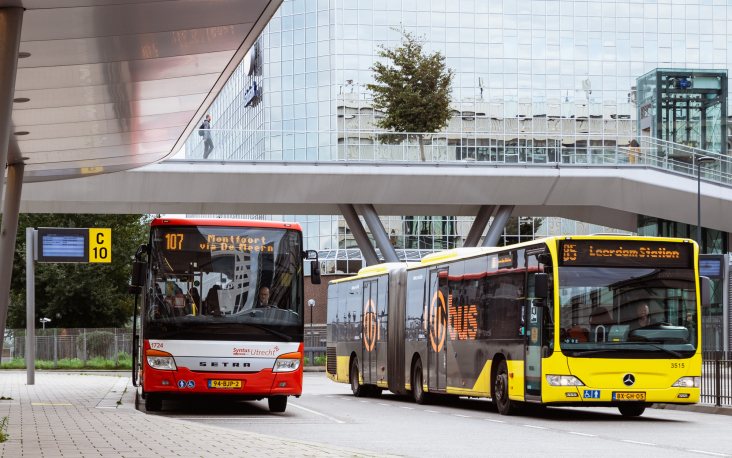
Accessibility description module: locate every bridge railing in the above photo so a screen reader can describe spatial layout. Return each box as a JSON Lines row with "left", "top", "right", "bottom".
{"left": 185, "top": 130, "right": 732, "bottom": 185}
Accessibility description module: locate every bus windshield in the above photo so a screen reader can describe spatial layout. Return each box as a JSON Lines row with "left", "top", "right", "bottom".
{"left": 143, "top": 225, "right": 303, "bottom": 341}
{"left": 557, "top": 267, "right": 698, "bottom": 357}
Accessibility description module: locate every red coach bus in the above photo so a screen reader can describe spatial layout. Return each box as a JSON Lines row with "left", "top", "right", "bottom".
{"left": 129, "top": 218, "right": 320, "bottom": 412}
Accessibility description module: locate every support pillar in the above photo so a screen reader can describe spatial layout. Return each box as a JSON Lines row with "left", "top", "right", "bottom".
{"left": 26, "top": 227, "right": 34, "bottom": 385}
{"left": 463, "top": 205, "right": 495, "bottom": 247}
{"left": 0, "top": 163, "right": 24, "bottom": 335}
{"left": 0, "top": 7, "right": 25, "bottom": 354}
{"left": 481, "top": 205, "right": 515, "bottom": 247}
{"left": 356, "top": 204, "right": 399, "bottom": 263}
{"left": 338, "top": 204, "right": 379, "bottom": 266}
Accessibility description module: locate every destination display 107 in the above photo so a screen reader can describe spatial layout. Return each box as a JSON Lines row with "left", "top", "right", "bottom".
{"left": 559, "top": 240, "right": 692, "bottom": 268}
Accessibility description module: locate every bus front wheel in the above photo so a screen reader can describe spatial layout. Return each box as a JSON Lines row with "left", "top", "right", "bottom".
{"left": 494, "top": 360, "right": 517, "bottom": 416}
{"left": 351, "top": 358, "right": 368, "bottom": 397}
{"left": 268, "top": 396, "right": 288, "bottom": 413}
{"left": 145, "top": 394, "right": 163, "bottom": 412}
{"left": 618, "top": 405, "right": 645, "bottom": 417}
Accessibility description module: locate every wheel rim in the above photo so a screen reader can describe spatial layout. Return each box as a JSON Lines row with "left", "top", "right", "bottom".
{"left": 351, "top": 362, "right": 359, "bottom": 392}
{"left": 415, "top": 368, "right": 423, "bottom": 398}
{"left": 495, "top": 372, "right": 507, "bottom": 404}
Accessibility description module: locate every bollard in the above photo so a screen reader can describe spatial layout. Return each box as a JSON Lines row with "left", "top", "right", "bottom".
{"left": 716, "top": 357, "right": 722, "bottom": 407}
{"left": 53, "top": 329, "right": 57, "bottom": 368}
{"left": 83, "top": 329, "right": 87, "bottom": 367}
{"left": 114, "top": 329, "right": 118, "bottom": 367}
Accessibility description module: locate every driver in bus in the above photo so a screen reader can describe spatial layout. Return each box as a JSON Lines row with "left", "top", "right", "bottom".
{"left": 255, "top": 286, "right": 276, "bottom": 309}
{"left": 630, "top": 302, "right": 657, "bottom": 330}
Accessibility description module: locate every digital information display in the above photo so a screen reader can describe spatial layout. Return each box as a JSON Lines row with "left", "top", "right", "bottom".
{"left": 158, "top": 228, "right": 275, "bottom": 254}
{"left": 699, "top": 254, "right": 725, "bottom": 279}
{"left": 36, "top": 228, "right": 112, "bottom": 263}
{"left": 559, "top": 240, "right": 693, "bottom": 268}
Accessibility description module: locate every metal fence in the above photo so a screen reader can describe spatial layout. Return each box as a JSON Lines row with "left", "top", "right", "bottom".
{"left": 701, "top": 351, "right": 732, "bottom": 407}
{"left": 4, "top": 328, "right": 134, "bottom": 366}
{"left": 305, "top": 325, "right": 326, "bottom": 365}
{"left": 701, "top": 316, "right": 726, "bottom": 353}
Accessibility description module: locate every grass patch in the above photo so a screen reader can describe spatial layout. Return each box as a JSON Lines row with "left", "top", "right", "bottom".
{"left": 0, "top": 352, "right": 132, "bottom": 370}
{"left": 303, "top": 355, "right": 327, "bottom": 366}
{"left": 0, "top": 416, "right": 8, "bottom": 443}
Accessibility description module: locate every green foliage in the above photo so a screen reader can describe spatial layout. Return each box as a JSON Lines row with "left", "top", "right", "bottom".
{"left": 0, "top": 353, "right": 131, "bottom": 370}
{"left": 303, "top": 355, "right": 326, "bottom": 366}
{"left": 0, "top": 416, "right": 8, "bottom": 443}
{"left": 76, "top": 331, "right": 115, "bottom": 358}
{"left": 366, "top": 27, "right": 454, "bottom": 161}
{"left": 4, "top": 214, "right": 150, "bottom": 329}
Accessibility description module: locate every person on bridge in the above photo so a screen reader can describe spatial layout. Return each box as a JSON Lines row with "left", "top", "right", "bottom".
{"left": 200, "top": 114, "right": 214, "bottom": 159}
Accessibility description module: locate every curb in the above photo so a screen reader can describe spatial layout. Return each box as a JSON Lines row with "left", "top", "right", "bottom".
{"left": 303, "top": 366, "right": 326, "bottom": 372}
{"left": 653, "top": 403, "right": 732, "bottom": 416}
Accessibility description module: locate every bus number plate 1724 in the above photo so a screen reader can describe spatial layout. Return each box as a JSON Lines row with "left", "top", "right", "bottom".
{"left": 208, "top": 380, "right": 242, "bottom": 389}
{"left": 613, "top": 392, "right": 646, "bottom": 401}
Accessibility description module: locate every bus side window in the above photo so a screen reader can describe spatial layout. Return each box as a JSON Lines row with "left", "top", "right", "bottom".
{"left": 377, "top": 275, "right": 388, "bottom": 342}
{"left": 405, "top": 268, "right": 426, "bottom": 341}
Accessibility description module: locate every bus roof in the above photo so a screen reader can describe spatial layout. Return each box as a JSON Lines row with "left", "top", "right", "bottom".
{"left": 329, "top": 235, "right": 696, "bottom": 284}
{"left": 151, "top": 218, "right": 302, "bottom": 231}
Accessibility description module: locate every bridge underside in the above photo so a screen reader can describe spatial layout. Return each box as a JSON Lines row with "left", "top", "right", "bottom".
{"left": 10, "top": 161, "right": 732, "bottom": 234}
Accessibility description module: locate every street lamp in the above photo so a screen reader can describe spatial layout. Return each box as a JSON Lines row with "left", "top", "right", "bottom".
{"left": 39, "top": 318, "right": 51, "bottom": 330}
{"left": 696, "top": 155, "right": 717, "bottom": 248}
{"left": 308, "top": 299, "right": 315, "bottom": 366}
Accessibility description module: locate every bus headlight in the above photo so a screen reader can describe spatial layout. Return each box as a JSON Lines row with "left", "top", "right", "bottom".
{"left": 672, "top": 376, "right": 700, "bottom": 388}
{"left": 546, "top": 375, "right": 585, "bottom": 386}
{"left": 146, "top": 349, "right": 177, "bottom": 371}
{"left": 273, "top": 352, "right": 302, "bottom": 372}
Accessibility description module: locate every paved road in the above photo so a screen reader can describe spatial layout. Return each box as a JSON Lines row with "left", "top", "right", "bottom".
{"left": 143, "top": 373, "right": 731, "bottom": 458}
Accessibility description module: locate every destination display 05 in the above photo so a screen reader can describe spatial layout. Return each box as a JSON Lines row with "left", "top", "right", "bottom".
{"left": 559, "top": 240, "right": 692, "bottom": 268}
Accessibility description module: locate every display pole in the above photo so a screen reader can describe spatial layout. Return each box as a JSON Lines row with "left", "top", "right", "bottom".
{"left": 26, "top": 228, "right": 35, "bottom": 385}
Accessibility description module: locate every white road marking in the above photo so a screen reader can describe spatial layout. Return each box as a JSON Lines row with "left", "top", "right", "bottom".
{"left": 171, "top": 417, "right": 278, "bottom": 420}
{"left": 622, "top": 440, "right": 657, "bottom": 446}
{"left": 487, "top": 419, "right": 505, "bottom": 423}
{"left": 567, "top": 432, "right": 596, "bottom": 437}
{"left": 522, "top": 425, "right": 547, "bottom": 429}
{"left": 688, "top": 451, "right": 729, "bottom": 457}
{"left": 359, "top": 401, "right": 368, "bottom": 403}
{"left": 288, "top": 403, "right": 345, "bottom": 424}
{"left": 400, "top": 406, "right": 414, "bottom": 410}
{"left": 378, "top": 403, "right": 389, "bottom": 406}
{"left": 423, "top": 410, "right": 440, "bottom": 413}
{"left": 453, "top": 414, "right": 471, "bottom": 418}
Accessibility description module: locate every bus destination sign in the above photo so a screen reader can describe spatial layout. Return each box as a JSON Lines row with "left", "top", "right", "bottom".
{"left": 559, "top": 240, "right": 692, "bottom": 268}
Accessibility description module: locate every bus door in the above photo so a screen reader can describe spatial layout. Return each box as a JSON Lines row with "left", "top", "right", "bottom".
{"left": 362, "top": 280, "right": 378, "bottom": 385}
{"left": 525, "top": 276, "right": 543, "bottom": 401}
{"left": 427, "top": 269, "right": 448, "bottom": 392}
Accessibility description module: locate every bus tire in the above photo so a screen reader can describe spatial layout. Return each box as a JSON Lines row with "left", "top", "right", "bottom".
{"left": 268, "top": 396, "right": 288, "bottom": 413}
{"left": 351, "top": 358, "right": 368, "bottom": 397}
{"left": 494, "top": 360, "right": 517, "bottom": 416}
{"left": 618, "top": 405, "right": 645, "bottom": 417}
{"left": 369, "top": 387, "right": 383, "bottom": 398}
{"left": 413, "top": 358, "right": 432, "bottom": 405}
{"left": 145, "top": 394, "right": 163, "bottom": 412}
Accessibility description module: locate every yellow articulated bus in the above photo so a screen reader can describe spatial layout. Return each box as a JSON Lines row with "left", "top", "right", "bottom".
{"left": 325, "top": 236, "right": 710, "bottom": 417}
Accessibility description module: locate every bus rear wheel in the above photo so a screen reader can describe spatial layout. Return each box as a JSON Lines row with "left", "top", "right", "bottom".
{"left": 145, "top": 394, "right": 163, "bottom": 412}
{"left": 351, "top": 358, "right": 368, "bottom": 397}
{"left": 618, "top": 405, "right": 645, "bottom": 417}
{"left": 413, "top": 359, "right": 432, "bottom": 405}
{"left": 268, "top": 396, "right": 288, "bottom": 413}
{"left": 494, "top": 360, "right": 516, "bottom": 416}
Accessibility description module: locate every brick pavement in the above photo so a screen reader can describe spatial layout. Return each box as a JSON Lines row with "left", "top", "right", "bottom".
{"left": 0, "top": 372, "right": 398, "bottom": 457}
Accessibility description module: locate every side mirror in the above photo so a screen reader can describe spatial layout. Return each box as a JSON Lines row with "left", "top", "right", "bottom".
{"left": 131, "top": 261, "right": 146, "bottom": 288}
{"left": 304, "top": 250, "right": 318, "bottom": 260}
{"left": 700, "top": 276, "right": 712, "bottom": 307}
{"left": 310, "top": 260, "right": 321, "bottom": 285}
{"left": 534, "top": 273, "right": 549, "bottom": 299}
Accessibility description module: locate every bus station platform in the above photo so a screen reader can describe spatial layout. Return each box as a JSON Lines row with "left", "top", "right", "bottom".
{"left": 0, "top": 372, "right": 394, "bottom": 458}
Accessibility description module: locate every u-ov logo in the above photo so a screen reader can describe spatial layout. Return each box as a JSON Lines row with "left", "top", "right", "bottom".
{"left": 429, "top": 291, "right": 447, "bottom": 352}
{"left": 363, "top": 299, "right": 377, "bottom": 351}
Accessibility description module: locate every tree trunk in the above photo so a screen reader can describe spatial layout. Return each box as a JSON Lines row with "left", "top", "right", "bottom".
{"left": 419, "top": 135, "right": 426, "bottom": 162}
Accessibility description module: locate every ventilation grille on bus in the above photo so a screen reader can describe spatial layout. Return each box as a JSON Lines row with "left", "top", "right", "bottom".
{"left": 326, "top": 347, "right": 337, "bottom": 375}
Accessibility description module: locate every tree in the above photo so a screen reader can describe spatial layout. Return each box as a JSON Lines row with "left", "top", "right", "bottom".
{"left": 366, "top": 28, "right": 454, "bottom": 161}
{"left": 3, "top": 214, "right": 150, "bottom": 329}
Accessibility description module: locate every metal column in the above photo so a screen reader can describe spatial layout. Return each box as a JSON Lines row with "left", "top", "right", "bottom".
{"left": 481, "top": 205, "right": 515, "bottom": 247}
{"left": 0, "top": 163, "right": 24, "bottom": 335}
{"left": 338, "top": 204, "right": 379, "bottom": 266}
{"left": 26, "top": 227, "right": 35, "bottom": 385}
{"left": 724, "top": 254, "right": 729, "bottom": 353}
{"left": 357, "top": 204, "right": 399, "bottom": 263}
{"left": 0, "top": 7, "right": 24, "bottom": 357}
{"left": 463, "top": 205, "right": 495, "bottom": 247}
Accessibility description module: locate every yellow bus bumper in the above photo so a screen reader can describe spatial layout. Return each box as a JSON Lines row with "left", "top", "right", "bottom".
{"left": 542, "top": 385, "right": 700, "bottom": 405}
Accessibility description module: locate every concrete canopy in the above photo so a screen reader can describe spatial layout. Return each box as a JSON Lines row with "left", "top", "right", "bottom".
{"left": 2, "top": 0, "right": 281, "bottom": 182}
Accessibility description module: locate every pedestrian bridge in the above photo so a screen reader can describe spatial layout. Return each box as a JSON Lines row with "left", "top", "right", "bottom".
{"left": 14, "top": 152, "right": 732, "bottom": 233}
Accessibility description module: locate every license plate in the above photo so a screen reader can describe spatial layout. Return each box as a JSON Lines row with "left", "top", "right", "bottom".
{"left": 208, "top": 380, "right": 242, "bottom": 389}
{"left": 613, "top": 392, "right": 646, "bottom": 401}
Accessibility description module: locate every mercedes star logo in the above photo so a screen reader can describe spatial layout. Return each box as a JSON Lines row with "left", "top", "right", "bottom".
{"left": 623, "top": 374, "right": 636, "bottom": 387}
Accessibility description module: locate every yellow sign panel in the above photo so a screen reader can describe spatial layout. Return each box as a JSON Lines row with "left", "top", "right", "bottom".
{"left": 89, "top": 228, "right": 111, "bottom": 263}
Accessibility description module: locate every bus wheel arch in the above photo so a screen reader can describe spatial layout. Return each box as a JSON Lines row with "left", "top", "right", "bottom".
{"left": 350, "top": 352, "right": 368, "bottom": 397}
{"left": 408, "top": 352, "right": 422, "bottom": 393}
{"left": 490, "top": 353, "right": 507, "bottom": 402}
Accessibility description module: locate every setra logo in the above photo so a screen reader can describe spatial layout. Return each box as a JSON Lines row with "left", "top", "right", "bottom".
{"left": 363, "top": 299, "right": 378, "bottom": 351}
{"left": 427, "top": 290, "right": 447, "bottom": 352}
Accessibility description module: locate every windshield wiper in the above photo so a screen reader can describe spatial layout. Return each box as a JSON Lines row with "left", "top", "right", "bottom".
{"left": 573, "top": 341, "right": 683, "bottom": 358}
{"left": 246, "top": 323, "right": 293, "bottom": 342}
